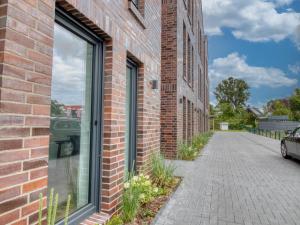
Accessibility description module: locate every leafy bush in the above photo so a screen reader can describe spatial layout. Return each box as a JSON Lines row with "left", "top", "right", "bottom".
{"left": 177, "top": 143, "right": 198, "bottom": 160}
{"left": 121, "top": 173, "right": 161, "bottom": 222}
{"left": 121, "top": 176, "right": 140, "bottom": 223}
{"left": 177, "top": 132, "right": 213, "bottom": 160}
{"left": 150, "top": 154, "right": 175, "bottom": 188}
{"left": 105, "top": 215, "right": 123, "bottom": 225}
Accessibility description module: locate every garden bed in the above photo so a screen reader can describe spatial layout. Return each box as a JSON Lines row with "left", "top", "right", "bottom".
{"left": 133, "top": 177, "right": 181, "bottom": 225}
{"left": 106, "top": 154, "right": 181, "bottom": 225}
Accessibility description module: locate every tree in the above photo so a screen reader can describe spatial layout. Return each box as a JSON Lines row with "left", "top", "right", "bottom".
{"left": 51, "top": 100, "right": 65, "bottom": 116}
{"left": 271, "top": 100, "right": 292, "bottom": 117}
{"left": 214, "top": 77, "right": 250, "bottom": 110}
{"left": 290, "top": 88, "right": 300, "bottom": 121}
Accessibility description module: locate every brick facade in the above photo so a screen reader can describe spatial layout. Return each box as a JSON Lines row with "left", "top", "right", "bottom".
{"left": 0, "top": 0, "right": 161, "bottom": 224}
{"left": 161, "top": 0, "right": 209, "bottom": 158}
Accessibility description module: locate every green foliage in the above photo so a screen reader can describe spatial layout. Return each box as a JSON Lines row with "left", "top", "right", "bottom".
{"left": 290, "top": 88, "right": 300, "bottom": 120}
{"left": 214, "top": 77, "right": 250, "bottom": 110}
{"left": 38, "top": 188, "right": 71, "bottom": 225}
{"left": 121, "top": 173, "right": 162, "bottom": 223}
{"left": 51, "top": 100, "right": 65, "bottom": 117}
{"left": 121, "top": 176, "right": 140, "bottom": 223}
{"left": 271, "top": 100, "right": 292, "bottom": 117}
{"left": 177, "top": 143, "right": 198, "bottom": 160}
{"left": 177, "top": 132, "right": 213, "bottom": 160}
{"left": 214, "top": 103, "right": 255, "bottom": 130}
{"left": 105, "top": 215, "right": 123, "bottom": 225}
{"left": 106, "top": 155, "right": 177, "bottom": 224}
{"left": 150, "top": 154, "right": 175, "bottom": 188}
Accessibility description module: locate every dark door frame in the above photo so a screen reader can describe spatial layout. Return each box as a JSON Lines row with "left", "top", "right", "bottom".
{"left": 126, "top": 59, "right": 138, "bottom": 172}
{"left": 53, "top": 7, "right": 104, "bottom": 225}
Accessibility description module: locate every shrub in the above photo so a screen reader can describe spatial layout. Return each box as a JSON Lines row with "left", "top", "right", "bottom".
{"left": 105, "top": 215, "right": 123, "bottom": 225}
{"left": 121, "top": 177, "right": 140, "bottom": 223}
{"left": 177, "top": 132, "right": 213, "bottom": 160}
{"left": 121, "top": 173, "right": 162, "bottom": 222}
{"left": 177, "top": 142, "right": 198, "bottom": 160}
{"left": 150, "top": 153, "right": 175, "bottom": 188}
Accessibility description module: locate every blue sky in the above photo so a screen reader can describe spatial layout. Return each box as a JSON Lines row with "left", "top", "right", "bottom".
{"left": 203, "top": 0, "right": 300, "bottom": 108}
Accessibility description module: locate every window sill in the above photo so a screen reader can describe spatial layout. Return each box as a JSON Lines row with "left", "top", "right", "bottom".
{"left": 128, "top": 1, "right": 146, "bottom": 29}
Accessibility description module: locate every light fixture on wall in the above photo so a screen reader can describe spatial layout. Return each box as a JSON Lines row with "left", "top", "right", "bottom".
{"left": 151, "top": 80, "right": 158, "bottom": 89}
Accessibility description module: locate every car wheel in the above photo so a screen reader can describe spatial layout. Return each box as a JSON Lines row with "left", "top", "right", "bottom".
{"left": 281, "top": 143, "right": 289, "bottom": 159}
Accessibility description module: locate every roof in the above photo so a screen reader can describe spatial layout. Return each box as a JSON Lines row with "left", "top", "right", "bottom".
{"left": 247, "top": 107, "right": 264, "bottom": 118}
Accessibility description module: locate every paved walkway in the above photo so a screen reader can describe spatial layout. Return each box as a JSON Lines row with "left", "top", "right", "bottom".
{"left": 154, "top": 132, "right": 300, "bottom": 225}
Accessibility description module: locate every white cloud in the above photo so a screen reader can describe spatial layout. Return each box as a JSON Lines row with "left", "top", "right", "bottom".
{"left": 202, "top": 0, "right": 300, "bottom": 48}
{"left": 209, "top": 52, "right": 297, "bottom": 89}
{"left": 288, "top": 62, "right": 300, "bottom": 74}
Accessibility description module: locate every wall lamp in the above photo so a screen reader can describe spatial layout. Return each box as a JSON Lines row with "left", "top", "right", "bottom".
{"left": 151, "top": 80, "right": 158, "bottom": 89}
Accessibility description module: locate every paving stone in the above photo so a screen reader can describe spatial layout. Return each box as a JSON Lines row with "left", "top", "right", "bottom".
{"left": 153, "top": 132, "right": 300, "bottom": 225}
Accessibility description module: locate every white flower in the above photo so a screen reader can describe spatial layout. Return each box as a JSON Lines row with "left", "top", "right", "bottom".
{"left": 153, "top": 187, "right": 158, "bottom": 193}
{"left": 133, "top": 176, "right": 138, "bottom": 181}
{"left": 124, "top": 182, "right": 130, "bottom": 189}
{"left": 145, "top": 175, "right": 150, "bottom": 179}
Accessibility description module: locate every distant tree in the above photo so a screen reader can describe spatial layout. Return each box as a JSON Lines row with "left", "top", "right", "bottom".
{"left": 214, "top": 77, "right": 250, "bottom": 110}
{"left": 271, "top": 100, "right": 292, "bottom": 117}
{"left": 264, "top": 99, "right": 289, "bottom": 115}
{"left": 51, "top": 100, "right": 65, "bottom": 116}
{"left": 290, "top": 88, "right": 300, "bottom": 121}
{"left": 209, "top": 104, "right": 215, "bottom": 116}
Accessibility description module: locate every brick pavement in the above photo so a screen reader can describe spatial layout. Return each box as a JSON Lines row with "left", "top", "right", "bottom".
{"left": 153, "top": 132, "right": 300, "bottom": 225}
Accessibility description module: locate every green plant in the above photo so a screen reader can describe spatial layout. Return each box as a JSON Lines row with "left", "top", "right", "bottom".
{"left": 177, "top": 132, "right": 213, "bottom": 160}
{"left": 105, "top": 215, "right": 123, "bottom": 225}
{"left": 121, "top": 173, "right": 141, "bottom": 223}
{"left": 38, "top": 188, "right": 71, "bottom": 225}
{"left": 150, "top": 153, "right": 175, "bottom": 187}
{"left": 177, "top": 142, "right": 198, "bottom": 160}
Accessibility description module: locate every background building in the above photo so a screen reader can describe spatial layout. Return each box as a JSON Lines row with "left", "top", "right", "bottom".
{"left": 161, "top": 0, "right": 209, "bottom": 159}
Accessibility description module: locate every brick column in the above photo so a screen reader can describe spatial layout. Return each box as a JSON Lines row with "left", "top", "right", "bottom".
{"left": 0, "top": 0, "right": 55, "bottom": 224}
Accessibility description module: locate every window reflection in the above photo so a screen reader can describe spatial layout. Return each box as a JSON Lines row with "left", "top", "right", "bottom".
{"left": 49, "top": 23, "right": 93, "bottom": 221}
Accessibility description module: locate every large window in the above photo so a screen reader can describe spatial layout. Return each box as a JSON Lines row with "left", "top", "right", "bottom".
{"left": 183, "top": 22, "right": 187, "bottom": 80}
{"left": 48, "top": 10, "right": 103, "bottom": 224}
{"left": 125, "top": 60, "right": 138, "bottom": 173}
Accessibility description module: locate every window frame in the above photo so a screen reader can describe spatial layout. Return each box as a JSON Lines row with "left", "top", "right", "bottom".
{"left": 126, "top": 59, "right": 138, "bottom": 172}
{"left": 131, "top": 0, "right": 139, "bottom": 8}
{"left": 53, "top": 8, "right": 104, "bottom": 225}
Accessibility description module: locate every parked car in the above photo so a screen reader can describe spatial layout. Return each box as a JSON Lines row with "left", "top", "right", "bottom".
{"left": 281, "top": 126, "right": 300, "bottom": 159}
{"left": 49, "top": 117, "right": 81, "bottom": 159}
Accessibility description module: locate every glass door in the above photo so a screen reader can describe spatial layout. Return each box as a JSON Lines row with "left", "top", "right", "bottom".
{"left": 48, "top": 9, "right": 103, "bottom": 224}
{"left": 125, "top": 61, "right": 138, "bottom": 173}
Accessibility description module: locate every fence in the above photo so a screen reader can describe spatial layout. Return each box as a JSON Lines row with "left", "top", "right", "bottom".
{"left": 248, "top": 128, "right": 286, "bottom": 140}
{"left": 258, "top": 120, "right": 300, "bottom": 131}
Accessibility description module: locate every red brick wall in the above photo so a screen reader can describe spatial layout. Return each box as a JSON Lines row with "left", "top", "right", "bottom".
{"left": 161, "top": 0, "right": 178, "bottom": 158}
{"left": 0, "top": 0, "right": 161, "bottom": 224}
{"left": 161, "top": 0, "right": 209, "bottom": 158}
{"left": 0, "top": 0, "right": 54, "bottom": 224}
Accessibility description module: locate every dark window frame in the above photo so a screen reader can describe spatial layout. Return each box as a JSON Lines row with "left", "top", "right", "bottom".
{"left": 54, "top": 7, "right": 104, "bottom": 225}
{"left": 126, "top": 59, "right": 138, "bottom": 172}
{"left": 131, "top": 0, "right": 139, "bottom": 8}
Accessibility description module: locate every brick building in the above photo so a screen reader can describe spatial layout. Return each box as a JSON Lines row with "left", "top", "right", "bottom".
{"left": 161, "top": 0, "right": 209, "bottom": 159}
{"left": 0, "top": 0, "right": 161, "bottom": 224}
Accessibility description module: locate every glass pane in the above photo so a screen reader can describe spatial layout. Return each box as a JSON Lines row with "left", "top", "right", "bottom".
{"left": 125, "top": 66, "right": 132, "bottom": 173}
{"left": 48, "top": 23, "right": 93, "bottom": 221}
